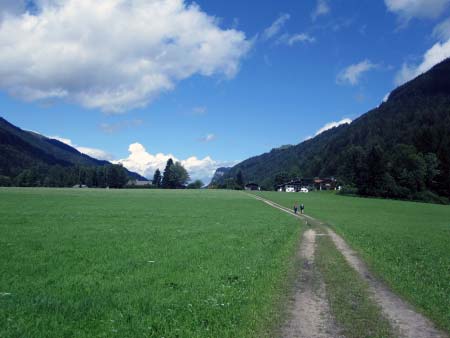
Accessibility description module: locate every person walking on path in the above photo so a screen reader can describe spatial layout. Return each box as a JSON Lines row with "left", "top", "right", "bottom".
{"left": 294, "top": 203, "right": 298, "bottom": 214}
{"left": 300, "top": 203, "right": 305, "bottom": 214}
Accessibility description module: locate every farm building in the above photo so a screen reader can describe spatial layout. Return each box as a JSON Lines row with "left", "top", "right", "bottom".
{"left": 277, "top": 178, "right": 337, "bottom": 192}
{"left": 127, "top": 180, "right": 152, "bottom": 187}
{"left": 245, "top": 183, "right": 261, "bottom": 191}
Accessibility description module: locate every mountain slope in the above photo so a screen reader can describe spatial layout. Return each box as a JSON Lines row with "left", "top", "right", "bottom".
{"left": 0, "top": 117, "right": 146, "bottom": 181}
{"left": 216, "top": 58, "right": 450, "bottom": 200}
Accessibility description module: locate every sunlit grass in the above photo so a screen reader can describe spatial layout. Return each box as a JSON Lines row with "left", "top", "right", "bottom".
{"left": 0, "top": 188, "right": 302, "bottom": 338}
{"left": 255, "top": 191, "right": 450, "bottom": 332}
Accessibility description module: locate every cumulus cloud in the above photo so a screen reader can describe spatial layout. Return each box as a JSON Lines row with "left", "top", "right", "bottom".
{"left": 116, "top": 142, "right": 237, "bottom": 183}
{"left": 315, "top": 118, "right": 352, "bottom": 136}
{"left": 50, "top": 136, "right": 113, "bottom": 160}
{"left": 0, "top": 0, "right": 250, "bottom": 113}
{"left": 433, "top": 17, "right": 450, "bottom": 41}
{"left": 337, "top": 60, "right": 377, "bottom": 85}
{"left": 262, "top": 13, "right": 290, "bottom": 40}
{"left": 311, "top": 0, "right": 330, "bottom": 21}
{"left": 395, "top": 38, "right": 450, "bottom": 85}
{"left": 385, "top": 0, "right": 450, "bottom": 22}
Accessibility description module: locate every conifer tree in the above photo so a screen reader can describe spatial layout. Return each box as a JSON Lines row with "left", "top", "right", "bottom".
{"left": 152, "top": 168, "right": 162, "bottom": 187}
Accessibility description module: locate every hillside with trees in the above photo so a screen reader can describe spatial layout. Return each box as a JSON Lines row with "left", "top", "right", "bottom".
{"left": 214, "top": 58, "right": 450, "bottom": 203}
{"left": 0, "top": 117, "right": 146, "bottom": 187}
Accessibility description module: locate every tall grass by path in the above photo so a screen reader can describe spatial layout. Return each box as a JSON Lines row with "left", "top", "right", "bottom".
{"left": 0, "top": 188, "right": 302, "bottom": 338}
{"left": 255, "top": 191, "right": 450, "bottom": 333}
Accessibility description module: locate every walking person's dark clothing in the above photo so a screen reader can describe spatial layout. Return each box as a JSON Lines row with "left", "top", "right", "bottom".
{"left": 294, "top": 203, "right": 298, "bottom": 214}
{"left": 300, "top": 203, "right": 304, "bottom": 214}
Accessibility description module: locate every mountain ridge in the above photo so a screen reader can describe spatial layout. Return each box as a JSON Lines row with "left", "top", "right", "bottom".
{"left": 213, "top": 58, "right": 450, "bottom": 201}
{"left": 0, "top": 116, "right": 147, "bottom": 182}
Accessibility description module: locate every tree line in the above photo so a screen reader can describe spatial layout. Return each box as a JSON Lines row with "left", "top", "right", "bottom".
{"left": 0, "top": 164, "right": 129, "bottom": 188}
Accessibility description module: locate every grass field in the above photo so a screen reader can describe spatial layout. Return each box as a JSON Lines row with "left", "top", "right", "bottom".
{"left": 0, "top": 188, "right": 302, "bottom": 338}
{"left": 254, "top": 191, "right": 450, "bottom": 333}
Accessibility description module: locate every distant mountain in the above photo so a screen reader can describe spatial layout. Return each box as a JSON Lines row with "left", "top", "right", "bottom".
{"left": 0, "top": 117, "right": 147, "bottom": 183}
{"left": 214, "top": 58, "right": 450, "bottom": 202}
{"left": 209, "top": 167, "right": 231, "bottom": 186}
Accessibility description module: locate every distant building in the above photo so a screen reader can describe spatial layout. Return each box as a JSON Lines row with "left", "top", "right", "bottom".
{"left": 72, "top": 184, "right": 88, "bottom": 188}
{"left": 245, "top": 183, "right": 261, "bottom": 191}
{"left": 127, "top": 180, "right": 152, "bottom": 187}
{"left": 277, "top": 178, "right": 337, "bottom": 192}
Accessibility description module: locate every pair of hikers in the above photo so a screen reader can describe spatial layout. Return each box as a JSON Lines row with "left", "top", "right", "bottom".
{"left": 293, "top": 203, "right": 304, "bottom": 215}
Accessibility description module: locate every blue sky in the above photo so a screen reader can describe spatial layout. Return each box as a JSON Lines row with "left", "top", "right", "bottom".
{"left": 1, "top": 0, "right": 450, "bottom": 182}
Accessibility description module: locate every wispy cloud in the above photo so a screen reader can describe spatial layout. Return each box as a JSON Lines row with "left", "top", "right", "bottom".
{"left": 199, "top": 133, "right": 216, "bottom": 143}
{"left": 262, "top": 13, "right": 290, "bottom": 40}
{"left": 337, "top": 60, "right": 377, "bottom": 85}
{"left": 99, "top": 119, "right": 143, "bottom": 134}
{"left": 50, "top": 136, "right": 113, "bottom": 161}
{"left": 433, "top": 17, "right": 450, "bottom": 41}
{"left": 385, "top": 0, "right": 450, "bottom": 24}
{"left": 311, "top": 0, "right": 331, "bottom": 21}
{"left": 192, "top": 106, "right": 208, "bottom": 116}
{"left": 278, "top": 33, "right": 316, "bottom": 46}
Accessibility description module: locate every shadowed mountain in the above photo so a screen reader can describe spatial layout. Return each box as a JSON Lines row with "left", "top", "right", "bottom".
{"left": 214, "top": 58, "right": 450, "bottom": 201}
{"left": 0, "top": 117, "right": 146, "bottom": 182}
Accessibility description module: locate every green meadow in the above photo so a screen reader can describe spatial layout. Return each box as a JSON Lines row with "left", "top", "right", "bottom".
{"left": 0, "top": 188, "right": 302, "bottom": 338}
{"left": 255, "top": 191, "right": 450, "bottom": 332}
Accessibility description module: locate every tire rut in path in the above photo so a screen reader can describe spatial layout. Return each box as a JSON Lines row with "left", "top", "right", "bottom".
{"left": 249, "top": 193, "right": 448, "bottom": 338}
{"left": 282, "top": 229, "right": 341, "bottom": 338}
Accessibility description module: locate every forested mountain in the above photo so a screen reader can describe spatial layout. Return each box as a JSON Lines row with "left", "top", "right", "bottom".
{"left": 0, "top": 117, "right": 146, "bottom": 187}
{"left": 214, "top": 58, "right": 450, "bottom": 203}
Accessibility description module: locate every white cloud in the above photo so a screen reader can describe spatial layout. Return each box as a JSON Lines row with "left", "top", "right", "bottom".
{"left": 199, "top": 133, "right": 216, "bottom": 143}
{"left": 0, "top": 0, "right": 250, "bottom": 113}
{"left": 395, "top": 38, "right": 450, "bottom": 85}
{"left": 337, "top": 60, "right": 377, "bottom": 85}
{"left": 262, "top": 13, "right": 290, "bottom": 40}
{"left": 279, "top": 33, "right": 316, "bottom": 46}
{"left": 311, "top": 0, "right": 330, "bottom": 21}
{"left": 385, "top": 0, "right": 450, "bottom": 21}
{"left": 315, "top": 118, "right": 352, "bottom": 136}
{"left": 433, "top": 17, "right": 450, "bottom": 41}
{"left": 116, "top": 142, "right": 237, "bottom": 183}
{"left": 262, "top": 14, "right": 315, "bottom": 47}
{"left": 50, "top": 136, "right": 113, "bottom": 160}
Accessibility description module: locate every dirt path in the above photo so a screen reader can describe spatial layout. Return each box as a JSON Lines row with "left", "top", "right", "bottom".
{"left": 282, "top": 229, "right": 341, "bottom": 338}
{"left": 249, "top": 193, "right": 448, "bottom": 338}
{"left": 327, "top": 229, "right": 448, "bottom": 338}
{"left": 250, "top": 195, "right": 340, "bottom": 337}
